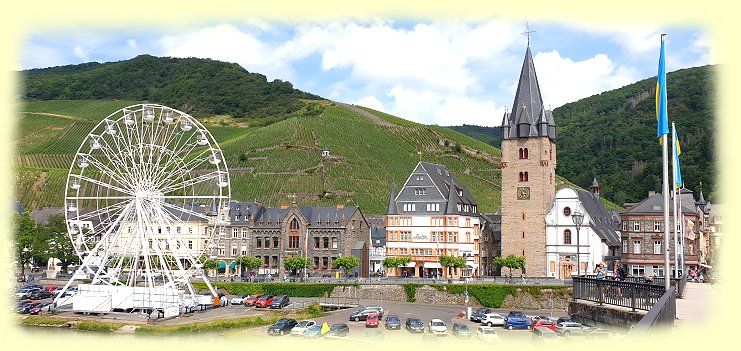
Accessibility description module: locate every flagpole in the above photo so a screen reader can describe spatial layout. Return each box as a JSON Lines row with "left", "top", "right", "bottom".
{"left": 662, "top": 133, "right": 670, "bottom": 290}
{"left": 658, "top": 33, "right": 670, "bottom": 291}
{"left": 672, "top": 123, "right": 679, "bottom": 278}
{"left": 679, "top": 190, "right": 685, "bottom": 275}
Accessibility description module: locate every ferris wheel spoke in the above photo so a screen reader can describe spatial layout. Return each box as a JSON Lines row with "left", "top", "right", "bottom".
{"left": 154, "top": 153, "right": 212, "bottom": 189}
{"left": 159, "top": 171, "right": 221, "bottom": 194}
{"left": 85, "top": 154, "right": 134, "bottom": 189}
{"left": 72, "top": 174, "right": 134, "bottom": 196}
{"left": 96, "top": 134, "right": 141, "bottom": 186}
{"left": 159, "top": 201, "right": 217, "bottom": 223}
{"left": 71, "top": 200, "right": 131, "bottom": 222}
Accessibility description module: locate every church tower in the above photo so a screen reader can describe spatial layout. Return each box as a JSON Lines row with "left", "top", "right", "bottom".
{"left": 500, "top": 44, "right": 556, "bottom": 277}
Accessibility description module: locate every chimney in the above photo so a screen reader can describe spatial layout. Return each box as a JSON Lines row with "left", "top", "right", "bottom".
{"left": 648, "top": 191, "right": 656, "bottom": 197}
{"left": 336, "top": 204, "right": 345, "bottom": 209}
{"left": 280, "top": 204, "right": 289, "bottom": 209}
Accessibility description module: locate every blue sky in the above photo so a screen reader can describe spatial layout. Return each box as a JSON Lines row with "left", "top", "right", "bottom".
{"left": 20, "top": 19, "right": 712, "bottom": 127}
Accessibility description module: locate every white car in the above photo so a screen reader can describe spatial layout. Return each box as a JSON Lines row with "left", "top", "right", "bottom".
{"left": 428, "top": 319, "right": 447, "bottom": 335}
{"left": 291, "top": 320, "right": 317, "bottom": 336}
{"left": 480, "top": 313, "right": 506, "bottom": 326}
{"left": 555, "top": 322, "right": 590, "bottom": 336}
{"left": 476, "top": 326, "right": 501, "bottom": 343}
{"left": 230, "top": 295, "right": 248, "bottom": 305}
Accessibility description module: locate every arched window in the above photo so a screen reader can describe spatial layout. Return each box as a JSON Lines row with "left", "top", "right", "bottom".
{"left": 519, "top": 172, "right": 523, "bottom": 182}
{"left": 563, "top": 207, "right": 572, "bottom": 217}
{"left": 524, "top": 172, "right": 529, "bottom": 182}
{"left": 564, "top": 229, "right": 572, "bottom": 244}
{"left": 524, "top": 148, "right": 529, "bottom": 159}
{"left": 290, "top": 218, "right": 299, "bottom": 230}
{"left": 518, "top": 148, "right": 523, "bottom": 159}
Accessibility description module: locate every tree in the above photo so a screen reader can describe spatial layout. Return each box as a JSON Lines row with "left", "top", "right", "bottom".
{"left": 439, "top": 255, "right": 466, "bottom": 277}
{"left": 236, "top": 256, "right": 263, "bottom": 276}
{"left": 43, "top": 214, "right": 79, "bottom": 272}
{"left": 332, "top": 256, "right": 360, "bottom": 278}
{"left": 14, "top": 212, "right": 41, "bottom": 275}
{"left": 382, "top": 256, "right": 412, "bottom": 276}
{"left": 283, "top": 256, "right": 311, "bottom": 276}
{"left": 493, "top": 254, "right": 526, "bottom": 277}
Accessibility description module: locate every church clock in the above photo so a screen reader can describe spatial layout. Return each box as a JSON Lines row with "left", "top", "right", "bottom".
{"left": 517, "top": 186, "right": 530, "bottom": 200}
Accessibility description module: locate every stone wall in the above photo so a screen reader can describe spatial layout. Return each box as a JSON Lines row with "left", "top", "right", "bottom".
{"left": 568, "top": 301, "right": 644, "bottom": 331}
{"left": 329, "top": 284, "right": 572, "bottom": 311}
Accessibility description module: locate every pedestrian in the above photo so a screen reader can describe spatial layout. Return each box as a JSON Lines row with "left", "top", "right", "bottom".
{"left": 596, "top": 263, "right": 607, "bottom": 280}
{"left": 689, "top": 268, "right": 697, "bottom": 282}
{"left": 611, "top": 261, "right": 625, "bottom": 297}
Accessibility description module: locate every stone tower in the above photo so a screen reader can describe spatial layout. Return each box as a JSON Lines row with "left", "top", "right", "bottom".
{"left": 500, "top": 45, "right": 557, "bottom": 277}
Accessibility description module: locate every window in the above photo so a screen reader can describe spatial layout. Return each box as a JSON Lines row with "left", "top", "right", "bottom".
{"left": 622, "top": 221, "right": 627, "bottom": 231}
{"left": 313, "top": 256, "right": 320, "bottom": 268}
{"left": 564, "top": 229, "right": 572, "bottom": 244}
{"left": 289, "top": 235, "right": 299, "bottom": 249}
{"left": 273, "top": 237, "right": 279, "bottom": 248}
{"left": 188, "top": 240, "right": 193, "bottom": 249}
{"left": 652, "top": 265, "right": 665, "bottom": 277}
{"left": 416, "top": 175, "right": 424, "bottom": 181}
{"left": 631, "top": 265, "right": 645, "bottom": 277}
{"left": 241, "top": 228, "right": 248, "bottom": 238}
{"left": 522, "top": 231, "right": 525, "bottom": 239}
{"left": 403, "top": 203, "right": 416, "bottom": 211}
{"left": 623, "top": 240, "right": 628, "bottom": 253}
{"left": 231, "top": 247, "right": 237, "bottom": 256}
{"left": 233, "top": 228, "right": 238, "bottom": 238}
{"left": 414, "top": 188, "right": 427, "bottom": 196}
{"left": 314, "top": 237, "right": 320, "bottom": 248}
{"left": 332, "top": 237, "right": 338, "bottom": 249}
{"left": 323, "top": 237, "right": 329, "bottom": 248}
{"left": 400, "top": 231, "right": 411, "bottom": 241}
{"left": 633, "top": 240, "right": 641, "bottom": 254}
{"left": 563, "top": 207, "right": 571, "bottom": 217}
{"left": 322, "top": 257, "right": 329, "bottom": 268}
{"left": 256, "top": 237, "right": 262, "bottom": 248}
{"left": 290, "top": 218, "right": 299, "bottom": 230}
{"left": 653, "top": 240, "right": 662, "bottom": 254}
{"left": 189, "top": 227, "right": 193, "bottom": 235}
{"left": 426, "top": 203, "right": 440, "bottom": 212}
{"left": 633, "top": 222, "right": 640, "bottom": 231}
{"left": 654, "top": 221, "right": 661, "bottom": 232}
{"left": 272, "top": 256, "right": 278, "bottom": 268}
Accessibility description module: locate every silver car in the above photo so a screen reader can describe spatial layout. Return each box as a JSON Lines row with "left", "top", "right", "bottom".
{"left": 555, "top": 321, "right": 589, "bottom": 336}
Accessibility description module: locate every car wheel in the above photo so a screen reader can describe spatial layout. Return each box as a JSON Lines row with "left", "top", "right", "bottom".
{"left": 508, "top": 325, "right": 513, "bottom": 330}
{"left": 565, "top": 331, "right": 571, "bottom": 336}
{"left": 280, "top": 330, "right": 284, "bottom": 336}
{"left": 354, "top": 316, "right": 359, "bottom": 322}
{"left": 488, "top": 322, "right": 493, "bottom": 327}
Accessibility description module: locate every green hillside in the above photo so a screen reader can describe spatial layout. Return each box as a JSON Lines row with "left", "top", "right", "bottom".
{"left": 14, "top": 100, "right": 503, "bottom": 215}
{"left": 20, "top": 55, "right": 322, "bottom": 118}
{"left": 448, "top": 65, "right": 715, "bottom": 205}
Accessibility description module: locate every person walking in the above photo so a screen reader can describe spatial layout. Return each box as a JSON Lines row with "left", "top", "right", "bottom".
{"left": 612, "top": 261, "right": 625, "bottom": 298}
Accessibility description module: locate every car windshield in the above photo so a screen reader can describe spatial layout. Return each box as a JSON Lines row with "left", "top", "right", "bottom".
{"left": 307, "top": 325, "right": 321, "bottom": 331}
{"left": 431, "top": 321, "right": 445, "bottom": 327}
{"left": 410, "top": 319, "right": 422, "bottom": 326}
{"left": 330, "top": 324, "right": 344, "bottom": 330}
{"left": 458, "top": 325, "right": 470, "bottom": 331}
{"left": 259, "top": 296, "right": 271, "bottom": 300}
{"left": 368, "top": 315, "right": 378, "bottom": 320}
{"left": 482, "top": 329, "right": 496, "bottom": 334}
{"left": 275, "top": 319, "right": 291, "bottom": 326}
{"left": 388, "top": 316, "right": 399, "bottom": 322}
{"left": 297, "top": 321, "right": 312, "bottom": 327}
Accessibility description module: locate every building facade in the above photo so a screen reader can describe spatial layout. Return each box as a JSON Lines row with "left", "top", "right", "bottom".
{"left": 479, "top": 212, "right": 501, "bottom": 277}
{"left": 500, "top": 44, "right": 557, "bottom": 277}
{"left": 385, "top": 162, "right": 481, "bottom": 278}
{"left": 544, "top": 181, "right": 621, "bottom": 278}
{"left": 619, "top": 190, "right": 707, "bottom": 277}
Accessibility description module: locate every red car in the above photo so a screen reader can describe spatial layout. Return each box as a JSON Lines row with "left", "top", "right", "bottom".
{"left": 365, "top": 313, "right": 380, "bottom": 328}
{"left": 29, "top": 303, "right": 48, "bottom": 315}
{"left": 254, "top": 295, "right": 275, "bottom": 308}
{"left": 243, "top": 294, "right": 263, "bottom": 307}
{"left": 531, "top": 319, "right": 557, "bottom": 331}
{"left": 45, "top": 286, "right": 57, "bottom": 293}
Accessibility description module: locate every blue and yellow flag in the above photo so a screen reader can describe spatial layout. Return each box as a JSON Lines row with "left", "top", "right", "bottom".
{"left": 674, "top": 128, "right": 683, "bottom": 189}
{"left": 656, "top": 34, "right": 669, "bottom": 139}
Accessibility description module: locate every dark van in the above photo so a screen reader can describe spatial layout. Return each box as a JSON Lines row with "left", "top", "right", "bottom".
{"left": 269, "top": 295, "right": 290, "bottom": 309}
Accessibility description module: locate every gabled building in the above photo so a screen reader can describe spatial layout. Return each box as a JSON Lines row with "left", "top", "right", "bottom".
{"left": 385, "top": 162, "right": 480, "bottom": 278}
{"left": 479, "top": 212, "right": 501, "bottom": 276}
{"left": 619, "top": 190, "right": 706, "bottom": 277}
{"left": 544, "top": 180, "right": 622, "bottom": 278}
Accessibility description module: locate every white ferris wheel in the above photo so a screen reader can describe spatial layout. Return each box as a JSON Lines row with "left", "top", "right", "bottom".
{"left": 55, "top": 104, "right": 229, "bottom": 311}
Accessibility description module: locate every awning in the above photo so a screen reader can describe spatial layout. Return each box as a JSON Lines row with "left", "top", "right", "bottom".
{"left": 402, "top": 261, "right": 416, "bottom": 268}
{"left": 423, "top": 262, "right": 442, "bottom": 269}
{"left": 218, "top": 261, "right": 226, "bottom": 269}
{"left": 699, "top": 263, "right": 713, "bottom": 268}
{"left": 229, "top": 262, "right": 237, "bottom": 269}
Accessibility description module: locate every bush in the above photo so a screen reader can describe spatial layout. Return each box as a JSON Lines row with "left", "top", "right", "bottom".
{"left": 305, "top": 302, "right": 324, "bottom": 318}
{"left": 431, "top": 284, "right": 570, "bottom": 308}
{"left": 402, "top": 284, "right": 420, "bottom": 302}
{"left": 76, "top": 320, "right": 121, "bottom": 333}
{"left": 191, "top": 282, "right": 347, "bottom": 297}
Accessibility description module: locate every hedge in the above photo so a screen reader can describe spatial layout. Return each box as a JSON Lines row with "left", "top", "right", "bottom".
{"left": 191, "top": 282, "right": 355, "bottom": 297}
{"left": 432, "top": 284, "right": 571, "bottom": 308}
{"left": 402, "top": 284, "right": 420, "bottom": 302}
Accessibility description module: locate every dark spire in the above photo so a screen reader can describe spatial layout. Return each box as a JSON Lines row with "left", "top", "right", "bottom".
{"left": 387, "top": 182, "right": 398, "bottom": 215}
{"left": 590, "top": 178, "right": 601, "bottom": 199}
{"left": 696, "top": 191, "right": 707, "bottom": 207}
{"left": 446, "top": 180, "right": 459, "bottom": 214}
{"left": 504, "top": 45, "right": 555, "bottom": 140}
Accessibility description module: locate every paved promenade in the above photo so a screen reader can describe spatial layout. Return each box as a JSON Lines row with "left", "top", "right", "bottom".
{"left": 674, "top": 282, "right": 721, "bottom": 328}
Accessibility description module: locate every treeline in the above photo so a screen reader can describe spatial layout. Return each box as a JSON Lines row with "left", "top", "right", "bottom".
{"left": 447, "top": 124, "right": 502, "bottom": 148}
{"left": 20, "top": 55, "right": 323, "bottom": 118}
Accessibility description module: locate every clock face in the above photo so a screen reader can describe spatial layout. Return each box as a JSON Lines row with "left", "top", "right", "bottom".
{"left": 517, "top": 187, "right": 530, "bottom": 200}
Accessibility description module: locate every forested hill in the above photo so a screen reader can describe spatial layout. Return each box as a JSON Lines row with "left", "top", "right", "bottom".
{"left": 447, "top": 65, "right": 716, "bottom": 205}
{"left": 20, "top": 55, "right": 322, "bottom": 118}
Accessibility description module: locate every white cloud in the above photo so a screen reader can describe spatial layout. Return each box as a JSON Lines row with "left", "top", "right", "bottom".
{"left": 73, "top": 45, "right": 90, "bottom": 62}
{"left": 127, "top": 39, "right": 138, "bottom": 50}
{"left": 354, "top": 95, "right": 385, "bottom": 112}
{"left": 382, "top": 85, "right": 503, "bottom": 126}
{"left": 533, "top": 50, "right": 639, "bottom": 107}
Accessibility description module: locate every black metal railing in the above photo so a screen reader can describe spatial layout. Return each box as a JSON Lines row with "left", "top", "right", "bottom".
{"left": 628, "top": 286, "right": 676, "bottom": 335}
{"left": 572, "top": 276, "right": 667, "bottom": 311}
{"left": 581, "top": 274, "right": 686, "bottom": 298}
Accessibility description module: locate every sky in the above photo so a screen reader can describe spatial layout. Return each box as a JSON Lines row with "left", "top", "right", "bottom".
{"left": 19, "top": 19, "right": 713, "bottom": 127}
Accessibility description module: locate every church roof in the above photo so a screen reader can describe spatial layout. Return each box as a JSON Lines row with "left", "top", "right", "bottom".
{"left": 574, "top": 189, "right": 621, "bottom": 247}
{"left": 502, "top": 45, "right": 555, "bottom": 140}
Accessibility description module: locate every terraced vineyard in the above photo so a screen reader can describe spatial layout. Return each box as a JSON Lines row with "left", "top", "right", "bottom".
{"left": 15, "top": 100, "right": 504, "bottom": 214}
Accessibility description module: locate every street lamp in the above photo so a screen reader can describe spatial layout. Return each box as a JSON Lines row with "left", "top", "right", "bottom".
{"left": 571, "top": 210, "right": 584, "bottom": 276}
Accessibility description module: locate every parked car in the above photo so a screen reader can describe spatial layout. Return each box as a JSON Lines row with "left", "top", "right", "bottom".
{"left": 365, "top": 313, "right": 380, "bottom": 328}
{"left": 384, "top": 315, "right": 401, "bottom": 330}
{"left": 29, "top": 303, "right": 49, "bottom": 315}
{"left": 507, "top": 311, "right": 527, "bottom": 320}
{"left": 44, "top": 286, "right": 57, "bottom": 293}
{"left": 243, "top": 294, "right": 262, "bottom": 307}
{"left": 470, "top": 308, "right": 492, "bottom": 322}
{"left": 29, "top": 290, "right": 51, "bottom": 300}
{"left": 326, "top": 323, "right": 350, "bottom": 337}
{"left": 532, "top": 326, "right": 560, "bottom": 343}
{"left": 452, "top": 323, "right": 471, "bottom": 338}
{"left": 555, "top": 321, "right": 590, "bottom": 336}
{"left": 51, "top": 286, "right": 77, "bottom": 297}
{"left": 480, "top": 313, "right": 506, "bottom": 327}
{"left": 303, "top": 324, "right": 324, "bottom": 338}
{"left": 25, "top": 284, "right": 44, "bottom": 290}
{"left": 476, "top": 325, "right": 501, "bottom": 343}
{"left": 267, "top": 318, "right": 298, "bottom": 336}
{"left": 269, "top": 295, "right": 290, "bottom": 309}
{"left": 362, "top": 305, "right": 384, "bottom": 317}
{"left": 254, "top": 294, "right": 275, "bottom": 308}
{"left": 556, "top": 316, "right": 572, "bottom": 325}
{"left": 291, "top": 320, "right": 316, "bottom": 336}
{"left": 504, "top": 316, "right": 531, "bottom": 330}
{"left": 405, "top": 317, "right": 425, "bottom": 333}
{"left": 15, "top": 287, "right": 41, "bottom": 300}
{"left": 428, "top": 319, "right": 448, "bottom": 336}
{"left": 531, "top": 315, "right": 552, "bottom": 323}
{"left": 230, "top": 295, "right": 249, "bottom": 305}
{"left": 531, "top": 319, "right": 557, "bottom": 331}
{"left": 16, "top": 301, "right": 34, "bottom": 314}
{"left": 349, "top": 308, "right": 382, "bottom": 321}
{"left": 18, "top": 302, "right": 43, "bottom": 314}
